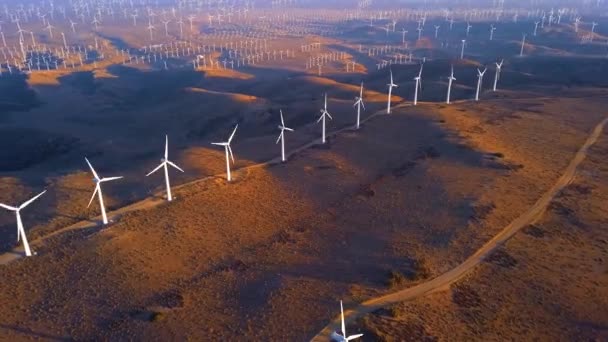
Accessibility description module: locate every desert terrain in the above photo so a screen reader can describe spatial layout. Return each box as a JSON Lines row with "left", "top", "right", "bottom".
{"left": 0, "top": 0, "right": 607, "bottom": 340}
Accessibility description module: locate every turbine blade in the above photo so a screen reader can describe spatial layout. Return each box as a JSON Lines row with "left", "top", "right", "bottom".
{"left": 0, "top": 203, "right": 17, "bottom": 211}
{"left": 146, "top": 163, "right": 165, "bottom": 176}
{"left": 85, "top": 157, "right": 100, "bottom": 180}
{"left": 19, "top": 190, "right": 47, "bottom": 209}
{"left": 276, "top": 131, "right": 283, "bottom": 144}
{"left": 317, "top": 114, "right": 324, "bottom": 123}
{"left": 88, "top": 185, "right": 99, "bottom": 208}
{"left": 227, "top": 145, "right": 235, "bottom": 164}
{"left": 164, "top": 135, "right": 169, "bottom": 160}
{"left": 228, "top": 124, "right": 238, "bottom": 143}
{"left": 167, "top": 160, "right": 184, "bottom": 172}
{"left": 211, "top": 142, "right": 228, "bottom": 146}
{"left": 347, "top": 334, "right": 364, "bottom": 340}
{"left": 280, "top": 110, "right": 285, "bottom": 127}
{"left": 284, "top": 127, "right": 294, "bottom": 132}
{"left": 326, "top": 112, "right": 333, "bottom": 120}
{"left": 101, "top": 176, "right": 123, "bottom": 182}
{"left": 361, "top": 101, "right": 366, "bottom": 110}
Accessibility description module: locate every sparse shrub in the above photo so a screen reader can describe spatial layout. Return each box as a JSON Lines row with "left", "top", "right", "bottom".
{"left": 387, "top": 270, "right": 406, "bottom": 288}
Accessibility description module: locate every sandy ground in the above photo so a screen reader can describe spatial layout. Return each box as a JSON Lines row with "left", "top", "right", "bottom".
{"left": 356, "top": 116, "right": 608, "bottom": 341}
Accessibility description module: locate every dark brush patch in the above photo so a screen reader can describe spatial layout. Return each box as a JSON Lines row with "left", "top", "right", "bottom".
{"left": 393, "top": 161, "right": 417, "bottom": 177}
{"left": 271, "top": 229, "right": 298, "bottom": 245}
{"left": 386, "top": 257, "right": 431, "bottom": 288}
{"left": 523, "top": 224, "right": 546, "bottom": 238}
{"left": 150, "top": 290, "right": 184, "bottom": 309}
{"left": 549, "top": 201, "right": 587, "bottom": 228}
{"left": 357, "top": 184, "right": 376, "bottom": 199}
{"left": 414, "top": 146, "right": 441, "bottom": 160}
{"left": 469, "top": 202, "right": 496, "bottom": 223}
{"left": 483, "top": 157, "right": 524, "bottom": 171}
{"left": 567, "top": 183, "right": 593, "bottom": 195}
{"left": 485, "top": 248, "right": 518, "bottom": 268}
{"left": 452, "top": 284, "right": 482, "bottom": 309}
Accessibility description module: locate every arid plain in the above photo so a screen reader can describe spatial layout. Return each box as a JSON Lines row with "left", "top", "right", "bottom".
{"left": 0, "top": 3, "right": 607, "bottom": 341}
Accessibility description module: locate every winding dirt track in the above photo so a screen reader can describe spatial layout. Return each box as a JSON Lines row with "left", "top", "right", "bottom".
{"left": 310, "top": 115, "right": 608, "bottom": 341}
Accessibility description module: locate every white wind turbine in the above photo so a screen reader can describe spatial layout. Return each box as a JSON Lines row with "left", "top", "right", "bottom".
{"left": 475, "top": 67, "right": 487, "bottom": 101}
{"left": 146, "top": 135, "right": 184, "bottom": 202}
{"left": 85, "top": 158, "right": 123, "bottom": 225}
{"left": 329, "top": 300, "right": 364, "bottom": 342}
{"left": 493, "top": 59, "right": 504, "bottom": 91}
{"left": 413, "top": 63, "right": 423, "bottom": 106}
{"left": 353, "top": 82, "right": 365, "bottom": 129}
{"left": 446, "top": 65, "right": 456, "bottom": 104}
{"left": 212, "top": 125, "right": 238, "bottom": 182}
{"left": 386, "top": 70, "right": 398, "bottom": 114}
{"left": 318, "top": 93, "right": 333, "bottom": 144}
{"left": 0, "top": 190, "right": 46, "bottom": 257}
{"left": 276, "top": 110, "right": 294, "bottom": 162}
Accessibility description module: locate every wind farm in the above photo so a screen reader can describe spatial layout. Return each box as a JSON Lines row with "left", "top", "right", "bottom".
{"left": 0, "top": 0, "right": 608, "bottom": 340}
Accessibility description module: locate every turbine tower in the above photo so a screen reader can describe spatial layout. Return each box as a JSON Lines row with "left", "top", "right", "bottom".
{"left": 276, "top": 110, "right": 294, "bottom": 162}
{"left": 413, "top": 64, "right": 423, "bottom": 106}
{"left": 460, "top": 39, "right": 466, "bottom": 59}
{"left": 493, "top": 59, "right": 504, "bottom": 91}
{"left": 211, "top": 125, "right": 238, "bottom": 182}
{"left": 0, "top": 190, "right": 46, "bottom": 257}
{"left": 318, "top": 93, "right": 333, "bottom": 144}
{"left": 386, "top": 70, "right": 398, "bottom": 114}
{"left": 85, "top": 158, "right": 123, "bottom": 225}
{"left": 146, "top": 135, "right": 184, "bottom": 202}
{"left": 446, "top": 65, "right": 456, "bottom": 104}
{"left": 329, "top": 301, "right": 364, "bottom": 342}
{"left": 475, "top": 67, "right": 487, "bottom": 101}
{"left": 353, "top": 82, "right": 365, "bottom": 129}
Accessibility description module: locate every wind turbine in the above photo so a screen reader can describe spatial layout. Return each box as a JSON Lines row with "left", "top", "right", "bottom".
{"left": 85, "top": 158, "right": 123, "bottom": 225}
{"left": 493, "top": 59, "right": 503, "bottom": 91}
{"left": 276, "top": 110, "right": 294, "bottom": 162}
{"left": 162, "top": 19, "right": 170, "bottom": 36}
{"left": 45, "top": 22, "right": 54, "bottom": 39}
{"left": 146, "top": 135, "right": 184, "bottom": 202}
{"left": 489, "top": 24, "right": 496, "bottom": 40}
{"left": 475, "top": 67, "right": 487, "bottom": 101}
{"left": 353, "top": 82, "right": 365, "bottom": 129}
{"left": 386, "top": 70, "right": 398, "bottom": 114}
{"left": 329, "top": 301, "right": 364, "bottom": 342}
{"left": 211, "top": 125, "right": 238, "bottom": 182}
{"left": 413, "top": 63, "right": 423, "bottom": 106}
{"left": 446, "top": 65, "right": 456, "bottom": 104}
{"left": 460, "top": 39, "right": 466, "bottom": 59}
{"left": 0, "top": 190, "right": 46, "bottom": 257}
{"left": 147, "top": 21, "right": 155, "bottom": 41}
{"left": 318, "top": 93, "right": 333, "bottom": 144}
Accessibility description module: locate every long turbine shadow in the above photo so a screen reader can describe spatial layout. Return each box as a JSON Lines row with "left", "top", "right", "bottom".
{"left": 0, "top": 324, "right": 74, "bottom": 341}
